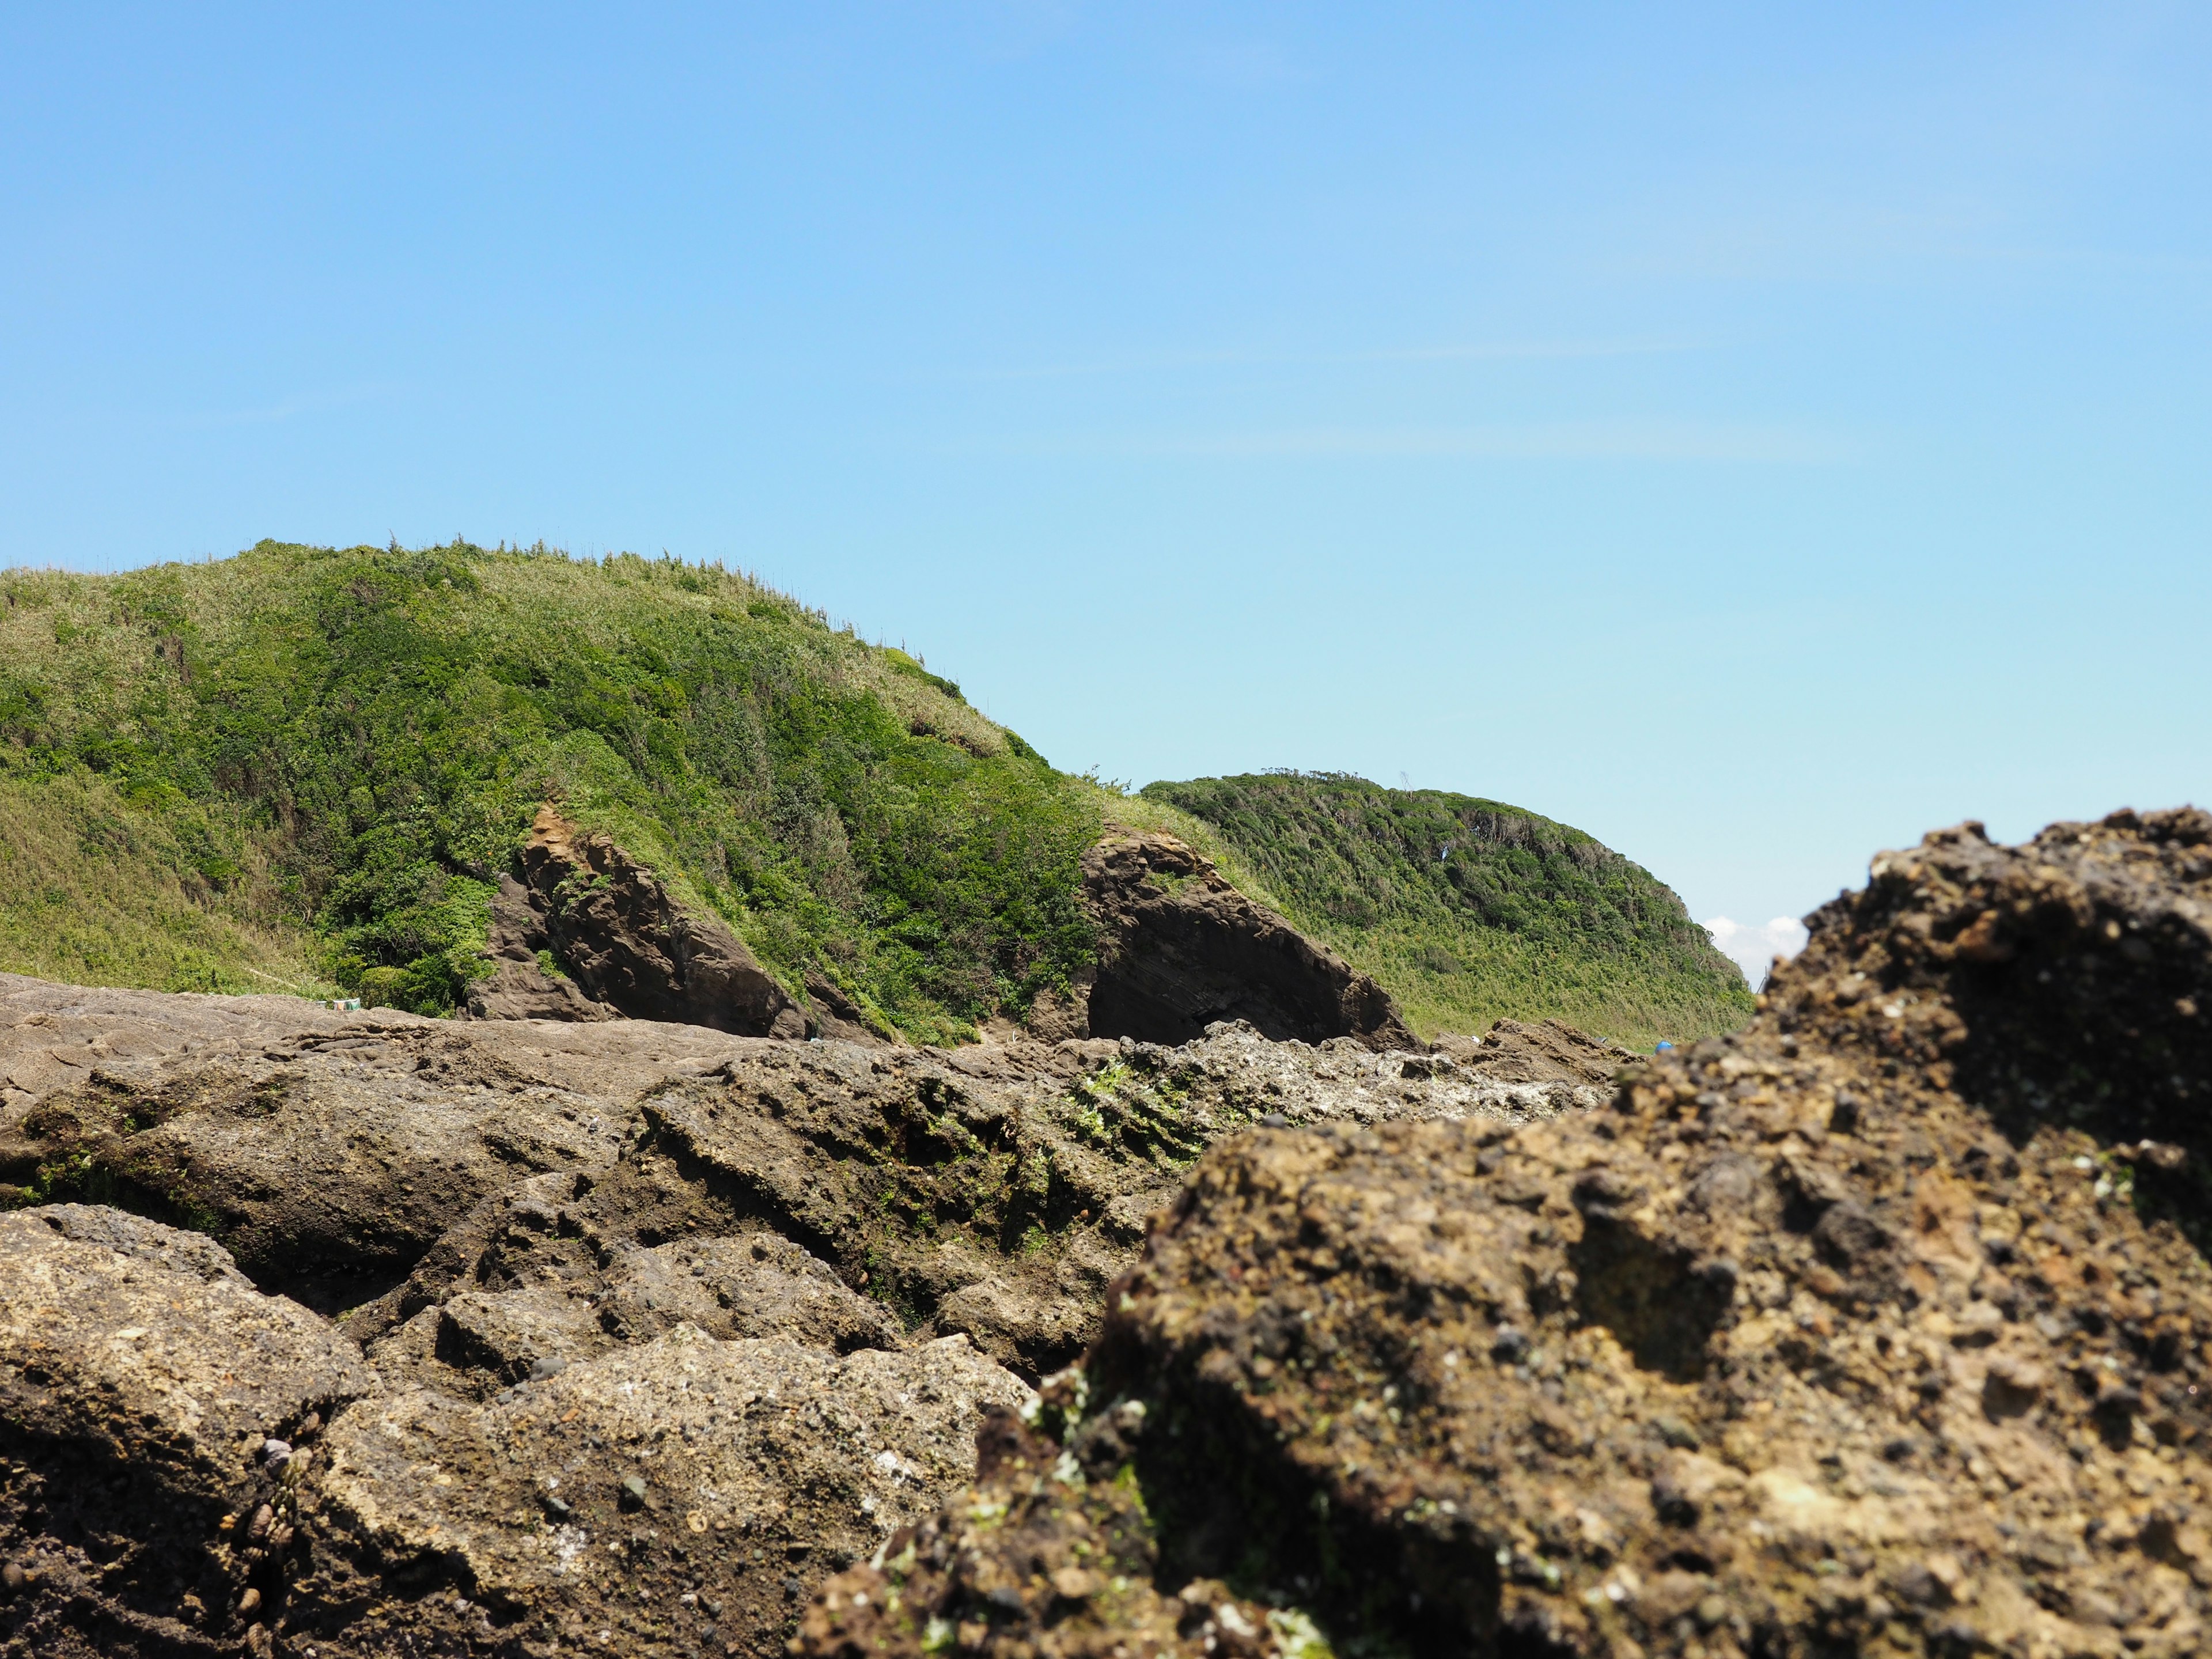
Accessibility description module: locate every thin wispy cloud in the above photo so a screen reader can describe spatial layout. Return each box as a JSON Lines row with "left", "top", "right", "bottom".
{"left": 960, "top": 338, "right": 1705, "bottom": 382}
{"left": 1971, "top": 243, "right": 2212, "bottom": 276}
{"left": 180, "top": 382, "right": 404, "bottom": 430}
{"left": 1166, "top": 40, "right": 1310, "bottom": 89}
{"left": 934, "top": 419, "right": 1857, "bottom": 464}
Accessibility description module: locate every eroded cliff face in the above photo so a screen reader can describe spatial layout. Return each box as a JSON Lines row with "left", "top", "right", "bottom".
{"left": 468, "top": 805, "right": 809, "bottom": 1037}
{"left": 465, "top": 813, "right": 1419, "bottom": 1056}
{"left": 1079, "top": 830, "right": 1416, "bottom": 1052}
{"left": 798, "top": 809, "right": 2212, "bottom": 1659}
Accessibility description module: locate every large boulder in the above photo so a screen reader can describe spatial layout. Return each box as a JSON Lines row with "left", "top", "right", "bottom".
{"left": 499, "top": 805, "right": 808, "bottom": 1037}
{"left": 0, "top": 1207, "right": 372, "bottom": 1657}
{"left": 0, "top": 980, "right": 853, "bottom": 1312}
{"left": 804, "top": 808, "right": 2212, "bottom": 1659}
{"left": 290, "top": 1328, "right": 1032, "bottom": 1657}
{"left": 0, "top": 1005, "right": 720, "bottom": 1313}
{"left": 1079, "top": 831, "right": 1418, "bottom": 1051}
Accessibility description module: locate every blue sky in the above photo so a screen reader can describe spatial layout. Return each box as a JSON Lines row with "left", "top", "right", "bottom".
{"left": 6, "top": 3, "right": 2208, "bottom": 981}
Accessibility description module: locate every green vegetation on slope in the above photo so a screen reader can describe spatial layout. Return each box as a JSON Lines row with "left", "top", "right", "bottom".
{"left": 0, "top": 541, "right": 1098, "bottom": 1043}
{"left": 1139, "top": 772, "right": 1753, "bottom": 1047}
{"left": 0, "top": 770, "right": 335, "bottom": 998}
{"left": 0, "top": 541, "right": 1748, "bottom": 1049}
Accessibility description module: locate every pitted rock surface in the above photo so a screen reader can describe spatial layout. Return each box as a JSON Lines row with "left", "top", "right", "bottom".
{"left": 293, "top": 1330, "right": 1031, "bottom": 1658}
{"left": 813, "top": 809, "right": 2212, "bottom": 1659}
{"left": 1766, "top": 809, "right": 2212, "bottom": 1179}
{"left": 0, "top": 1207, "right": 371, "bottom": 1658}
{"left": 796, "top": 1408, "right": 1309, "bottom": 1658}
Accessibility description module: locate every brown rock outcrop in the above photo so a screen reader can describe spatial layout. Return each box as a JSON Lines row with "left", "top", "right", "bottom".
{"left": 0, "top": 1208, "right": 372, "bottom": 1658}
{"left": 1432, "top": 1015, "right": 1642, "bottom": 1085}
{"left": 468, "top": 812, "right": 1416, "bottom": 1055}
{"left": 804, "top": 808, "right": 2212, "bottom": 1659}
{"left": 495, "top": 805, "right": 808, "bottom": 1037}
{"left": 1080, "top": 830, "right": 1416, "bottom": 1051}
{"left": 1, "top": 973, "right": 1499, "bottom": 1659}
{"left": 464, "top": 872, "right": 620, "bottom": 1022}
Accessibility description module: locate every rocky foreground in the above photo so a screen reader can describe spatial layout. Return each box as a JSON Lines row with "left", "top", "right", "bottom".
{"left": 797, "top": 808, "right": 2212, "bottom": 1659}
{"left": 0, "top": 945, "right": 1609, "bottom": 1658}
{"left": 3, "top": 808, "right": 2207, "bottom": 1659}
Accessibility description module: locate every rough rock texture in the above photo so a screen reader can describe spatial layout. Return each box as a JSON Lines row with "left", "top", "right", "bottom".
{"left": 359, "top": 1202, "right": 908, "bottom": 1403}
{"left": 0, "top": 982, "right": 773, "bottom": 1312}
{"left": 1433, "top": 1016, "right": 1642, "bottom": 1086}
{"left": 0, "top": 947, "right": 1619, "bottom": 1658}
{"left": 616, "top": 1022, "right": 1573, "bottom": 1377}
{"left": 796, "top": 1407, "right": 1316, "bottom": 1659}
{"left": 505, "top": 805, "right": 808, "bottom": 1037}
{"left": 331, "top": 1021, "right": 1559, "bottom": 1391}
{"left": 809, "top": 808, "right": 2212, "bottom": 1659}
{"left": 290, "top": 1329, "right": 1032, "bottom": 1659}
{"left": 1, "top": 968, "right": 1525, "bottom": 1357}
{"left": 1081, "top": 831, "right": 1417, "bottom": 1052}
{"left": 1772, "top": 810, "right": 2212, "bottom": 1181}
{"left": 0, "top": 1207, "right": 372, "bottom": 1658}
{"left": 465, "top": 873, "right": 620, "bottom": 1023}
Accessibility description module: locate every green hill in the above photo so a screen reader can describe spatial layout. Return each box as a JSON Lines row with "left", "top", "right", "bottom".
{"left": 0, "top": 540, "right": 1096, "bottom": 1044}
{"left": 1136, "top": 771, "right": 1752, "bottom": 1046}
{"left": 0, "top": 540, "right": 1748, "bottom": 1048}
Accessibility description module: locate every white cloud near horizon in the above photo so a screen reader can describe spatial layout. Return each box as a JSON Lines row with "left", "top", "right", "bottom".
{"left": 1703, "top": 915, "right": 1810, "bottom": 988}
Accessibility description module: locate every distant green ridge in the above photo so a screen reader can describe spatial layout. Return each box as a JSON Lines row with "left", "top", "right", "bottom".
{"left": 1137, "top": 771, "right": 1752, "bottom": 1047}
{"left": 0, "top": 540, "right": 1097, "bottom": 1044}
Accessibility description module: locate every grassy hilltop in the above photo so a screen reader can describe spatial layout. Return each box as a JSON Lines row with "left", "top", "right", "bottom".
{"left": 1137, "top": 772, "right": 1753, "bottom": 1045}
{"left": 0, "top": 540, "right": 1096, "bottom": 1044}
{"left": 0, "top": 540, "right": 1748, "bottom": 1047}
